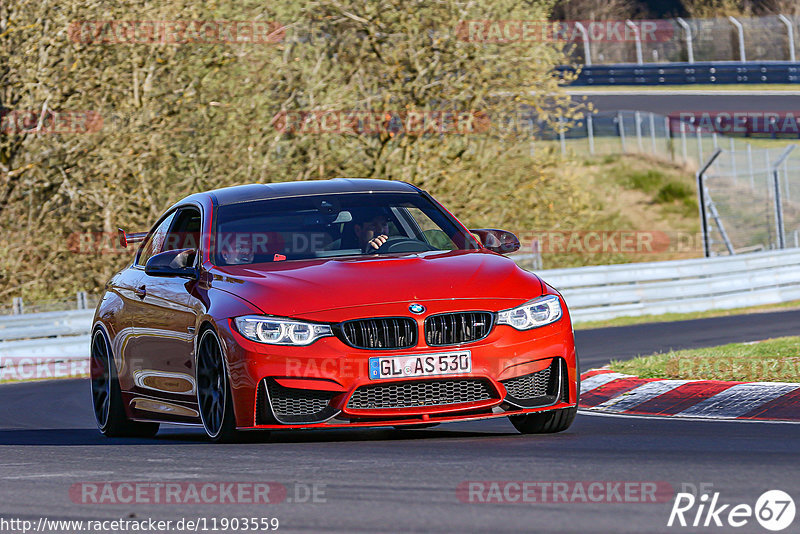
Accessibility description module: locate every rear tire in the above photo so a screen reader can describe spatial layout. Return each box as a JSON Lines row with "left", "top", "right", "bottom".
{"left": 90, "top": 329, "right": 160, "bottom": 438}
{"left": 509, "top": 406, "right": 577, "bottom": 434}
{"left": 196, "top": 328, "right": 240, "bottom": 443}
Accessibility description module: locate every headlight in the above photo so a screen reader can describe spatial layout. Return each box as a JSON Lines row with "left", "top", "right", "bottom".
{"left": 233, "top": 315, "right": 332, "bottom": 346}
{"left": 497, "top": 295, "right": 562, "bottom": 330}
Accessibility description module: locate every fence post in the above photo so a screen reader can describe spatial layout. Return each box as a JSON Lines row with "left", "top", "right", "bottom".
{"left": 696, "top": 128, "right": 704, "bottom": 163}
{"left": 728, "top": 16, "right": 746, "bottom": 62}
{"left": 778, "top": 14, "right": 796, "bottom": 62}
{"left": 783, "top": 159, "right": 790, "bottom": 201}
{"left": 618, "top": 111, "right": 627, "bottom": 153}
{"left": 626, "top": 20, "right": 644, "bottom": 65}
{"left": 531, "top": 239, "right": 542, "bottom": 270}
{"left": 676, "top": 17, "right": 694, "bottom": 63}
{"left": 558, "top": 117, "right": 566, "bottom": 156}
{"left": 770, "top": 145, "right": 796, "bottom": 249}
{"left": 665, "top": 116, "right": 674, "bottom": 161}
{"left": 635, "top": 111, "right": 644, "bottom": 152}
{"left": 649, "top": 112, "right": 657, "bottom": 155}
{"left": 586, "top": 114, "right": 595, "bottom": 155}
{"left": 12, "top": 297, "right": 24, "bottom": 315}
{"left": 681, "top": 120, "right": 688, "bottom": 162}
{"left": 697, "top": 149, "right": 723, "bottom": 258}
{"left": 76, "top": 291, "right": 88, "bottom": 310}
{"left": 573, "top": 21, "right": 592, "bottom": 66}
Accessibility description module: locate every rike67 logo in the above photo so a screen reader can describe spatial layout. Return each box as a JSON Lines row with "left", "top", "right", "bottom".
{"left": 668, "top": 489, "right": 795, "bottom": 531}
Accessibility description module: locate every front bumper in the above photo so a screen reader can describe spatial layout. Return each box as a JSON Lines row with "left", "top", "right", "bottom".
{"left": 218, "top": 305, "right": 578, "bottom": 430}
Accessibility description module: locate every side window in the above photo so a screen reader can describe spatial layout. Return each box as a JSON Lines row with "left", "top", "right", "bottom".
{"left": 404, "top": 207, "right": 457, "bottom": 250}
{"left": 164, "top": 208, "right": 201, "bottom": 253}
{"left": 136, "top": 211, "right": 176, "bottom": 267}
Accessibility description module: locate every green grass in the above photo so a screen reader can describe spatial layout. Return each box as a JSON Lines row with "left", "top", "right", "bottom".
{"left": 575, "top": 299, "right": 800, "bottom": 330}
{"left": 608, "top": 336, "right": 800, "bottom": 382}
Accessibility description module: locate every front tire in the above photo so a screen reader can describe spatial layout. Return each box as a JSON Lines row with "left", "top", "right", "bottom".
{"left": 90, "top": 329, "right": 160, "bottom": 438}
{"left": 196, "top": 329, "right": 240, "bottom": 443}
{"left": 509, "top": 406, "right": 577, "bottom": 434}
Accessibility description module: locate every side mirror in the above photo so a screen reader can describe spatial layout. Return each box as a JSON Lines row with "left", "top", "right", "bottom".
{"left": 470, "top": 228, "right": 521, "bottom": 254}
{"left": 145, "top": 248, "right": 198, "bottom": 278}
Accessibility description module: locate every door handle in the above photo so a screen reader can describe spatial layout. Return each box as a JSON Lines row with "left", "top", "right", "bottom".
{"left": 134, "top": 285, "right": 146, "bottom": 299}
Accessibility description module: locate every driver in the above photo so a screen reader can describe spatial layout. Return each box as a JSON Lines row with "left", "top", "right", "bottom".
{"left": 219, "top": 231, "right": 255, "bottom": 265}
{"left": 353, "top": 209, "right": 390, "bottom": 252}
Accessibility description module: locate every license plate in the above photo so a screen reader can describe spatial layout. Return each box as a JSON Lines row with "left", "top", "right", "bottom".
{"left": 368, "top": 351, "right": 471, "bottom": 380}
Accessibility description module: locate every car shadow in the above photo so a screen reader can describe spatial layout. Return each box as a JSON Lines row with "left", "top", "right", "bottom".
{"left": 0, "top": 426, "right": 517, "bottom": 446}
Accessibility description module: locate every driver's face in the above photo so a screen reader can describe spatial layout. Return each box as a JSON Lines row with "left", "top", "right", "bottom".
{"left": 355, "top": 216, "right": 389, "bottom": 243}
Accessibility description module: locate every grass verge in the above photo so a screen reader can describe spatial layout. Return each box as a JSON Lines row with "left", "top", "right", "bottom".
{"left": 608, "top": 336, "right": 800, "bottom": 382}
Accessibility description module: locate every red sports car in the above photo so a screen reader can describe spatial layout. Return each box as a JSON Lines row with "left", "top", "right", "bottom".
{"left": 90, "top": 179, "right": 578, "bottom": 441}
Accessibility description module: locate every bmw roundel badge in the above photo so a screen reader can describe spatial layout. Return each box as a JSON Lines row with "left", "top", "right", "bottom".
{"left": 409, "top": 303, "right": 426, "bottom": 314}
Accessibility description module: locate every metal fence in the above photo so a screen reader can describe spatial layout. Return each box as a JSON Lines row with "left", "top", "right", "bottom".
{"left": 699, "top": 144, "right": 800, "bottom": 256}
{"left": 1, "top": 291, "right": 96, "bottom": 316}
{"left": 566, "top": 15, "right": 800, "bottom": 65}
{"left": 536, "top": 110, "right": 800, "bottom": 257}
{"left": 539, "top": 110, "right": 761, "bottom": 166}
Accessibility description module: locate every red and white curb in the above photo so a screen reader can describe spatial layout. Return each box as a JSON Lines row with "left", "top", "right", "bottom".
{"left": 579, "top": 369, "right": 800, "bottom": 421}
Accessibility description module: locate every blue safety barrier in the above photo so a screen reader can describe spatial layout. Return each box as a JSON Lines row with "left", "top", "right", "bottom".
{"left": 559, "top": 61, "right": 800, "bottom": 85}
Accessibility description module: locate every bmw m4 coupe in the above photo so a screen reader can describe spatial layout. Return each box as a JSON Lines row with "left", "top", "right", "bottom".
{"left": 91, "top": 179, "right": 579, "bottom": 441}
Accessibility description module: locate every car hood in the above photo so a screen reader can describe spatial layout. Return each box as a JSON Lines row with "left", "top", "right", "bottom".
{"left": 210, "top": 250, "right": 543, "bottom": 318}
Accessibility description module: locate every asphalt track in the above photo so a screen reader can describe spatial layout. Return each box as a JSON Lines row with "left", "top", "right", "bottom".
{"left": 1, "top": 309, "right": 799, "bottom": 533}
{"left": 570, "top": 91, "right": 800, "bottom": 115}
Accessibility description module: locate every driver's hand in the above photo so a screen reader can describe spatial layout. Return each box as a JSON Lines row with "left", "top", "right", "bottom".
{"left": 367, "top": 234, "right": 388, "bottom": 251}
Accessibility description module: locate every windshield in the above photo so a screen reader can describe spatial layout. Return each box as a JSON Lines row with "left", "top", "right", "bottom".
{"left": 213, "top": 192, "right": 478, "bottom": 266}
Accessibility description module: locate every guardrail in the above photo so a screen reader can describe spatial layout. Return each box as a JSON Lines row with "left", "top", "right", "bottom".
{"left": 529, "top": 248, "right": 800, "bottom": 322}
{"left": 559, "top": 61, "right": 800, "bottom": 86}
{"left": 0, "top": 310, "right": 93, "bottom": 364}
{"left": 2, "top": 249, "right": 800, "bottom": 366}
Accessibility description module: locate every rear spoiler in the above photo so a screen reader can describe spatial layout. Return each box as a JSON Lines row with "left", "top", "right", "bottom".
{"left": 118, "top": 228, "right": 148, "bottom": 248}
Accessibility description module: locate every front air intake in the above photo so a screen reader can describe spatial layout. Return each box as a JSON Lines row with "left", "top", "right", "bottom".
{"left": 424, "top": 311, "right": 494, "bottom": 346}
{"left": 257, "top": 379, "right": 339, "bottom": 425}
{"left": 337, "top": 317, "right": 417, "bottom": 349}
{"left": 347, "top": 378, "right": 494, "bottom": 410}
